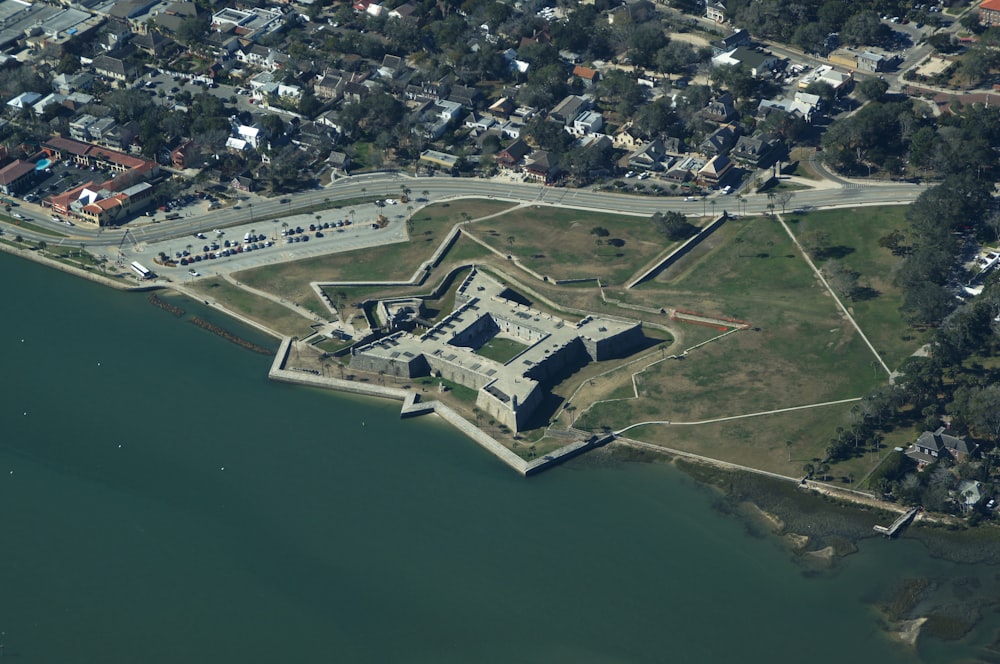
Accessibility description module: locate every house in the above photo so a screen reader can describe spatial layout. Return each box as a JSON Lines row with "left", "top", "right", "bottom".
{"left": 699, "top": 123, "right": 740, "bottom": 156}
{"left": 981, "top": 0, "right": 1000, "bottom": 27}
{"left": 702, "top": 92, "right": 736, "bottom": 123}
{"left": 487, "top": 97, "right": 516, "bottom": 120}
{"left": 0, "top": 160, "right": 38, "bottom": 195}
{"left": 550, "top": 95, "right": 589, "bottom": 125}
{"left": 388, "top": 2, "right": 418, "bottom": 20}
{"left": 706, "top": 1, "right": 726, "bottom": 23}
{"left": 92, "top": 54, "right": 136, "bottom": 82}
{"left": 712, "top": 29, "right": 751, "bottom": 56}
{"left": 712, "top": 47, "right": 778, "bottom": 78}
{"left": 7, "top": 92, "right": 42, "bottom": 113}
{"left": 448, "top": 85, "right": 480, "bottom": 108}
{"left": 328, "top": 151, "right": 351, "bottom": 173}
{"left": 627, "top": 139, "right": 666, "bottom": 171}
{"left": 496, "top": 138, "right": 531, "bottom": 169}
{"left": 698, "top": 154, "right": 733, "bottom": 187}
{"left": 572, "top": 110, "right": 603, "bottom": 135}
{"left": 523, "top": 149, "right": 559, "bottom": 182}
{"left": 730, "top": 134, "right": 782, "bottom": 168}
{"left": 607, "top": 0, "right": 654, "bottom": 25}
{"left": 52, "top": 72, "right": 94, "bottom": 95}
{"left": 230, "top": 175, "right": 254, "bottom": 192}
{"left": 314, "top": 72, "right": 344, "bottom": 100}
{"left": 378, "top": 54, "right": 403, "bottom": 78}
{"left": 856, "top": 51, "right": 887, "bottom": 73}
{"left": 905, "top": 426, "right": 979, "bottom": 465}
{"left": 572, "top": 65, "right": 599, "bottom": 86}
{"left": 958, "top": 480, "right": 983, "bottom": 511}
{"left": 171, "top": 139, "right": 195, "bottom": 168}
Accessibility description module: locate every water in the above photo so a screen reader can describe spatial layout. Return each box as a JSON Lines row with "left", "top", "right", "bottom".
{"left": 0, "top": 251, "right": 996, "bottom": 663}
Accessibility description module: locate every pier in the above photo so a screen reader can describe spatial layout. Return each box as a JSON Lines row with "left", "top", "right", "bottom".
{"left": 873, "top": 507, "right": 920, "bottom": 538}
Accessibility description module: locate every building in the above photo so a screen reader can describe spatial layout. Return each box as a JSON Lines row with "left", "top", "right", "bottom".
{"left": 349, "top": 269, "right": 643, "bottom": 431}
{"left": 905, "top": 426, "right": 979, "bottom": 466}
{"left": 627, "top": 139, "right": 667, "bottom": 171}
{"left": 705, "top": 1, "right": 726, "bottom": 23}
{"left": 981, "top": 0, "right": 1000, "bottom": 27}
{"left": 549, "top": 95, "right": 589, "bottom": 125}
{"left": 712, "top": 29, "right": 750, "bottom": 55}
{"left": 42, "top": 137, "right": 159, "bottom": 225}
{"left": 697, "top": 154, "right": 733, "bottom": 187}
{"left": 523, "top": 150, "right": 559, "bottom": 182}
{"left": 572, "top": 65, "right": 599, "bottom": 86}
{"left": 496, "top": 138, "right": 531, "bottom": 169}
{"left": 572, "top": 110, "right": 604, "bottom": 135}
{"left": 712, "top": 47, "right": 778, "bottom": 78}
{"left": 856, "top": 51, "right": 887, "bottom": 73}
{"left": 0, "top": 160, "right": 38, "bottom": 195}
{"left": 730, "top": 134, "right": 782, "bottom": 168}
{"left": 699, "top": 123, "right": 740, "bottom": 157}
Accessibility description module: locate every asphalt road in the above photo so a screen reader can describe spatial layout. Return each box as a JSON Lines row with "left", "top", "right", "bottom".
{"left": 0, "top": 172, "right": 927, "bottom": 251}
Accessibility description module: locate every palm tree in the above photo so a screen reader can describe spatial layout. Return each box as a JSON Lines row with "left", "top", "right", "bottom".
{"left": 786, "top": 440, "right": 792, "bottom": 462}
{"left": 507, "top": 235, "right": 515, "bottom": 251}
{"left": 422, "top": 189, "right": 429, "bottom": 201}
{"left": 802, "top": 463, "right": 814, "bottom": 479}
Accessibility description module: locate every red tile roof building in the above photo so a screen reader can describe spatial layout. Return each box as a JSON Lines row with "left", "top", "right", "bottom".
{"left": 981, "top": 0, "right": 1000, "bottom": 26}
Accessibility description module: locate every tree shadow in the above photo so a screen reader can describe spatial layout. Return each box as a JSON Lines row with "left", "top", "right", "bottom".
{"left": 813, "top": 245, "right": 855, "bottom": 260}
{"left": 849, "top": 286, "right": 881, "bottom": 301}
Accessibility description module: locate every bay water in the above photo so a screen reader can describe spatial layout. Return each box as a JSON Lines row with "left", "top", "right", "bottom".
{"left": 0, "top": 252, "right": 996, "bottom": 663}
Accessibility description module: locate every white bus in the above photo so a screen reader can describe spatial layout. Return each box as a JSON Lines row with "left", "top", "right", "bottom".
{"left": 130, "top": 261, "right": 153, "bottom": 279}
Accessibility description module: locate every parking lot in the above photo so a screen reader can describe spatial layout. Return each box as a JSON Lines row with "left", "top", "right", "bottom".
{"left": 109, "top": 206, "right": 409, "bottom": 280}
{"left": 139, "top": 71, "right": 257, "bottom": 114}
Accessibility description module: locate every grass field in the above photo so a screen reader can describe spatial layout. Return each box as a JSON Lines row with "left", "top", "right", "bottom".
{"left": 188, "top": 278, "right": 317, "bottom": 337}
{"left": 468, "top": 206, "right": 669, "bottom": 286}
{"left": 475, "top": 337, "right": 529, "bottom": 363}
{"left": 217, "top": 198, "right": 921, "bottom": 481}
{"left": 783, "top": 205, "right": 926, "bottom": 369}
{"left": 573, "top": 212, "right": 892, "bottom": 475}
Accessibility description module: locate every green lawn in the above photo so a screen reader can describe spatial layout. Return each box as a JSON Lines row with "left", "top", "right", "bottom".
{"left": 575, "top": 214, "right": 888, "bottom": 475}
{"left": 469, "top": 206, "right": 669, "bottom": 286}
{"left": 783, "top": 205, "right": 927, "bottom": 369}
{"left": 475, "top": 337, "right": 529, "bottom": 363}
{"left": 188, "top": 279, "right": 317, "bottom": 337}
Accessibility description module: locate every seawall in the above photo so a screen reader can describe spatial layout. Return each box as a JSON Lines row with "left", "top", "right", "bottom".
{"left": 268, "top": 337, "right": 603, "bottom": 476}
{"left": 0, "top": 241, "right": 148, "bottom": 291}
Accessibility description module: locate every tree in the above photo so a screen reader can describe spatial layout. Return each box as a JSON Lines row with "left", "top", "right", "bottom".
{"left": 651, "top": 211, "right": 694, "bottom": 241}
{"left": 775, "top": 191, "right": 794, "bottom": 214}
{"left": 591, "top": 226, "right": 610, "bottom": 238}
{"left": 856, "top": 77, "right": 889, "bottom": 102}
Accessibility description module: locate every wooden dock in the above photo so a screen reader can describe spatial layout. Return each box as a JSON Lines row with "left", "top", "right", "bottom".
{"left": 873, "top": 507, "right": 920, "bottom": 538}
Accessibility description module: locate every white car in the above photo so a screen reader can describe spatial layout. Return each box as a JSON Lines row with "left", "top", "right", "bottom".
{"left": 625, "top": 171, "right": 636, "bottom": 178}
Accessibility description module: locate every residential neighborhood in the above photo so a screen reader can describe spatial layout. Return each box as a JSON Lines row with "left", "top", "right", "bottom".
{"left": 0, "top": 0, "right": 987, "bottom": 228}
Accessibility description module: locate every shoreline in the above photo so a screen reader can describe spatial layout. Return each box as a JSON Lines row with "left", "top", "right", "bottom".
{"left": 1, "top": 235, "right": 991, "bottom": 521}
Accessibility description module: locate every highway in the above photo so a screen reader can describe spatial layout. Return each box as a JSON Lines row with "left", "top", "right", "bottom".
{"left": 0, "top": 172, "right": 927, "bottom": 249}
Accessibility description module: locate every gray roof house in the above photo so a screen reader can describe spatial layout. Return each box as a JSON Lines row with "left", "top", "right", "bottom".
{"left": 699, "top": 123, "right": 740, "bottom": 157}
{"left": 906, "top": 426, "right": 979, "bottom": 465}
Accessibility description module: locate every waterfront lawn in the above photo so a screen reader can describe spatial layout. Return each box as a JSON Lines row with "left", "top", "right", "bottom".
{"left": 469, "top": 206, "right": 668, "bottom": 286}
{"left": 475, "top": 337, "right": 529, "bottom": 364}
{"left": 610, "top": 404, "right": 869, "bottom": 479}
{"left": 575, "top": 215, "right": 884, "bottom": 448}
{"left": 188, "top": 279, "right": 317, "bottom": 337}
{"left": 783, "top": 206, "right": 927, "bottom": 369}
